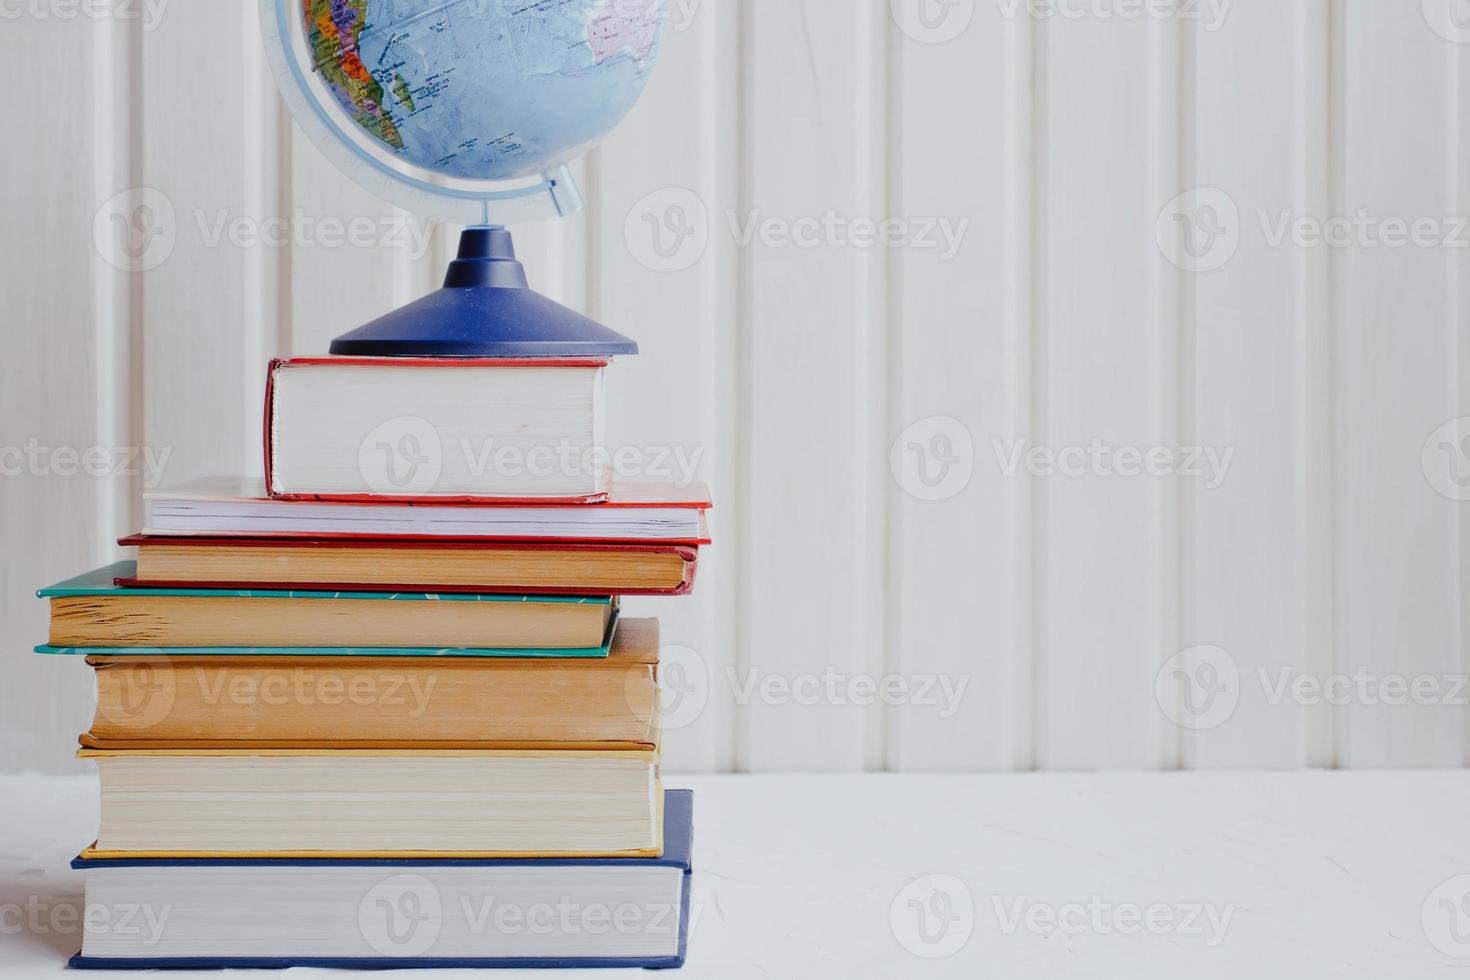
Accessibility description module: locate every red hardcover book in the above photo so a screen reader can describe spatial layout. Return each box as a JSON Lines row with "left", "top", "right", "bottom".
{"left": 264, "top": 357, "right": 614, "bottom": 504}
{"left": 117, "top": 535, "right": 700, "bottom": 598}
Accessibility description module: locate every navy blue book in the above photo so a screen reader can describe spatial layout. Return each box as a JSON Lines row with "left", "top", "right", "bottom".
{"left": 68, "top": 790, "right": 692, "bottom": 971}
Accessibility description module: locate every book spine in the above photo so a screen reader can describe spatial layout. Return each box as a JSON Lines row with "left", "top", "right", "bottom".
{"left": 262, "top": 360, "right": 282, "bottom": 498}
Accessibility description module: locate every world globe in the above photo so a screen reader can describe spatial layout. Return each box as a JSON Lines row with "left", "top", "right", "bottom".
{"left": 260, "top": 0, "right": 667, "bottom": 225}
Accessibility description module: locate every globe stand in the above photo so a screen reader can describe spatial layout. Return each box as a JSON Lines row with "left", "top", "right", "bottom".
{"left": 259, "top": 0, "right": 659, "bottom": 359}
{"left": 329, "top": 226, "right": 638, "bottom": 359}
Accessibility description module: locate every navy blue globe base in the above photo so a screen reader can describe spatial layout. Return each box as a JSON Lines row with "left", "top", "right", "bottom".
{"left": 329, "top": 227, "right": 638, "bottom": 359}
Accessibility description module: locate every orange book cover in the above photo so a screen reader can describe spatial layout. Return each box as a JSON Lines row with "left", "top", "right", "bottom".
{"left": 82, "top": 619, "right": 662, "bottom": 750}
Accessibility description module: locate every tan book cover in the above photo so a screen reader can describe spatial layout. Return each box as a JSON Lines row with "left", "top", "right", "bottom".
{"left": 82, "top": 618, "right": 661, "bottom": 750}
{"left": 125, "top": 537, "right": 698, "bottom": 596}
{"left": 47, "top": 591, "right": 614, "bottom": 649}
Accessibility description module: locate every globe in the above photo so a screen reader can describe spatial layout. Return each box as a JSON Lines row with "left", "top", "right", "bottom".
{"left": 260, "top": 0, "right": 667, "bottom": 225}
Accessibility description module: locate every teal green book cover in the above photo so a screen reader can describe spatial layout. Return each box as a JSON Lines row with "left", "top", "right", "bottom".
{"left": 40, "top": 562, "right": 612, "bottom": 604}
{"left": 38, "top": 563, "right": 617, "bottom": 659}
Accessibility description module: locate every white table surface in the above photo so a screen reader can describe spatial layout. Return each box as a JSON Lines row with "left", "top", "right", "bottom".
{"left": 3, "top": 771, "right": 1470, "bottom": 978}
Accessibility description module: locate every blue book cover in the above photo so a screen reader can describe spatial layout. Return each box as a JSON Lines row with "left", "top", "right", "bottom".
{"left": 68, "top": 790, "right": 693, "bottom": 970}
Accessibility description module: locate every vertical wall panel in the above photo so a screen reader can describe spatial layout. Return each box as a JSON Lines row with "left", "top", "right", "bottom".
{"left": 1183, "top": 1, "right": 1324, "bottom": 768}
{"left": 241, "top": 2, "right": 289, "bottom": 422}
{"left": 1034, "top": 9, "right": 1179, "bottom": 770}
{"left": 889, "top": 4, "right": 1029, "bottom": 771}
{"left": 287, "top": 135, "right": 411, "bottom": 357}
{"left": 1459, "top": 13, "right": 1470, "bottom": 770}
{"left": 275, "top": 4, "right": 427, "bottom": 356}
{"left": 139, "top": 0, "right": 272, "bottom": 487}
{"left": 508, "top": 157, "right": 590, "bottom": 313}
{"left": 0, "top": 9, "right": 121, "bottom": 773}
{"left": 1296, "top": 0, "right": 1337, "bottom": 769}
{"left": 739, "top": 0, "right": 889, "bottom": 771}
{"left": 94, "top": 2, "right": 144, "bottom": 551}
{"left": 593, "top": 2, "right": 739, "bottom": 773}
{"left": 1336, "top": 1, "right": 1463, "bottom": 767}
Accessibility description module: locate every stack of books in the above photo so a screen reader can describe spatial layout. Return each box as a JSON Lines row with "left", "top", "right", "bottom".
{"left": 39, "top": 356, "right": 711, "bottom": 970}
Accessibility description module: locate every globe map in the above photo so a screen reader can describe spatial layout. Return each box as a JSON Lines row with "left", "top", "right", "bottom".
{"left": 302, "top": 0, "right": 665, "bottom": 182}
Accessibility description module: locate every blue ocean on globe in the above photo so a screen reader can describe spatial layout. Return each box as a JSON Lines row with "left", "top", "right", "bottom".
{"left": 304, "top": 0, "right": 665, "bottom": 181}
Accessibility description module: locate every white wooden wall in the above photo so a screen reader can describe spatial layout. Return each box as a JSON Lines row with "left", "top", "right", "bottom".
{"left": 3, "top": 0, "right": 1467, "bottom": 773}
